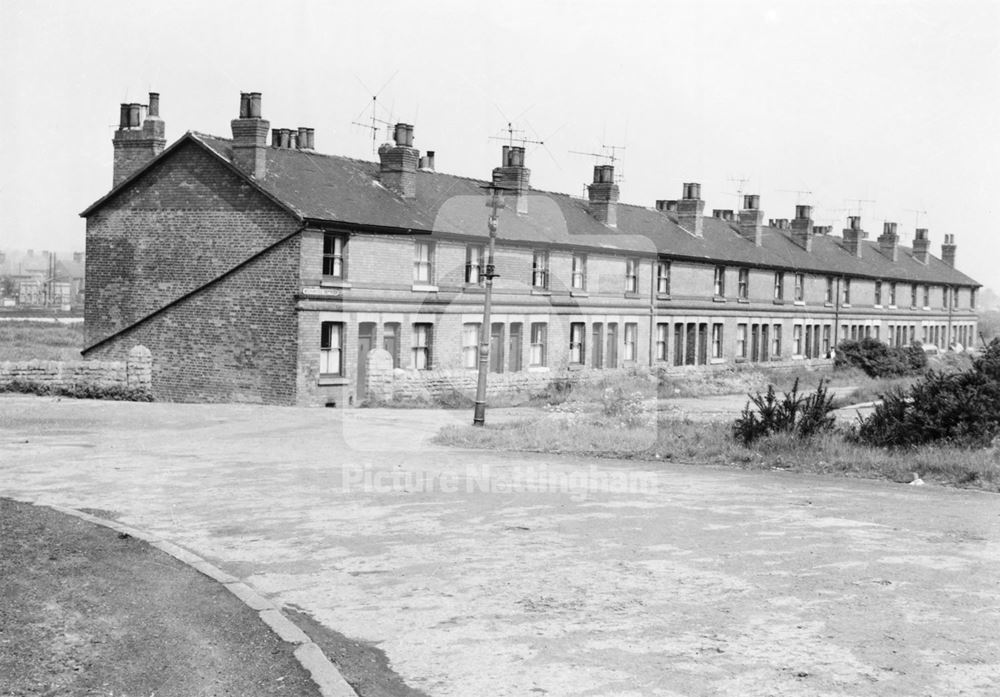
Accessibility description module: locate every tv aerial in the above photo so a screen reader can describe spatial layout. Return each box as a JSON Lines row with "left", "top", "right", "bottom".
{"left": 350, "top": 71, "right": 399, "bottom": 154}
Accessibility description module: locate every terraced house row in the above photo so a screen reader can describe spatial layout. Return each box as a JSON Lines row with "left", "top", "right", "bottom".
{"left": 81, "top": 92, "right": 980, "bottom": 406}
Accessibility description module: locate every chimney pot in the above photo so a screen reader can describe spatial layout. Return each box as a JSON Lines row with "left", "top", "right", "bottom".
{"left": 272, "top": 129, "right": 281, "bottom": 147}
{"left": 297, "top": 127, "right": 309, "bottom": 149}
{"left": 795, "top": 204, "right": 812, "bottom": 220}
{"left": 683, "top": 182, "right": 701, "bottom": 200}
{"left": 128, "top": 103, "right": 141, "bottom": 128}
{"left": 426, "top": 150, "right": 435, "bottom": 170}
{"left": 239, "top": 92, "right": 251, "bottom": 119}
{"left": 288, "top": 131, "right": 298, "bottom": 149}
{"left": 743, "top": 194, "right": 760, "bottom": 210}
{"left": 147, "top": 92, "right": 160, "bottom": 118}
{"left": 248, "top": 92, "right": 262, "bottom": 118}
{"left": 119, "top": 103, "right": 129, "bottom": 129}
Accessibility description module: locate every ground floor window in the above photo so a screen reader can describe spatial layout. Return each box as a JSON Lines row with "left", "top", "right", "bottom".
{"left": 736, "top": 323, "right": 747, "bottom": 359}
{"left": 320, "top": 322, "right": 343, "bottom": 375}
{"left": 530, "top": 323, "right": 547, "bottom": 366}
{"left": 712, "top": 323, "right": 723, "bottom": 359}
{"left": 412, "top": 323, "right": 432, "bottom": 369}
{"left": 569, "top": 322, "right": 586, "bottom": 365}
{"left": 606, "top": 323, "right": 618, "bottom": 368}
{"left": 462, "top": 323, "right": 480, "bottom": 369}
{"left": 656, "top": 323, "right": 669, "bottom": 361}
{"left": 793, "top": 325, "right": 802, "bottom": 355}
{"left": 772, "top": 324, "right": 782, "bottom": 357}
{"left": 623, "top": 323, "right": 638, "bottom": 362}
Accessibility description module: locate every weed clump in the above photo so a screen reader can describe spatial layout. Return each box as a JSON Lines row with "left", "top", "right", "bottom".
{"left": 0, "top": 379, "right": 153, "bottom": 401}
{"left": 732, "top": 378, "right": 836, "bottom": 445}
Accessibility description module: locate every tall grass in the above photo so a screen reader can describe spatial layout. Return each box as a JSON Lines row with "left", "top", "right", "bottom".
{"left": 435, "top": 415, "right": 1000, "bottom": 491}
{"left": 0, "top": 321, "right": 85, "bottom": 362}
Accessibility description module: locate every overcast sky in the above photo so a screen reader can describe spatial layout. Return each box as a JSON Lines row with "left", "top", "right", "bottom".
{"left": 1, "top": 0, "right": 996, "bottom": 289}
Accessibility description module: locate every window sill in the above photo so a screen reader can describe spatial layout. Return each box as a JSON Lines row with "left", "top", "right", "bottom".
{"left": 874, "top": 304, "right": 883, "bottom": 309}
{"left": 793, "top": 300, "right": 805, "bottom": 306}
{"left": 527, "top": 365, "right": 549, "bottom": 372}
{"left": 712, "top": 296, "right": 727, "bottom": 303}
{"left": 842, "top": 303, "right": 852, "bottom": 309}
{"left": 568, "top": 363, "right": 586, "bottom": 371}
{"left": 922, "top": 306, "right": 931, "bottom": 311}
{"left": 320, "top": 279, "right": 351, "bottom": 289}
{"left": 773, "top": 299, "right": 785, "bottom": 305}
{"left": 889, "top": 305, "right": 897, "bottom": 310}
{"left": 625, "top": 292, "right": 642, "bottom": 299}
{"left": 411, "top": 284, "right": 439, "bottom": 292}
{"left": 531, "top": 289, "right": 552, "bottom": 296}
{"left": 462, "top": 284, "right": 485, "bottom": 292}
{"left": 710, "top": 357, "right": 726, "bottom": 365}
{"left": 791, "top": 355, "right": 805, "bottom": 361}
{"left": 734, "top": 357, "right": 748, "bottom": 364}
{"left": 318, "top": 375, "right": 349, "bottom": 386}
{"left": 656, "top": 293, "right": 672, "bottom": 301}
{"left": 824, "top": 302, "right": 833, "bottom": 307}
{"left": 737, "top": 297, "right": 749, "bottom": 303}
{"left": 571, "top": 290, "right": 589, "bottom": 297}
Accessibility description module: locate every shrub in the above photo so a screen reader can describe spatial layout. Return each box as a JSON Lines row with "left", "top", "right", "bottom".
{"left": 835, "top": 337, "right": 926, "bottom": 378}
{"left": 732, "top": 378, "right": 836, "bottom": 445}
{"left": 600, "top": 386, "right": 650, "bottom": 428}
{"left": 855, "top": 338, "right": 1000, "bottom": 448}
{"left": 0, "top": 379, "right": 153, "bottom": 402}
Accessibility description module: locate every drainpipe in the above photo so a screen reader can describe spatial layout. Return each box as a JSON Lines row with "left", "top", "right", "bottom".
{"left": 947, "top": 285, "right": 954, "bottom": 349}
{"left": 833, "top": 276, "right": 841, "bottom": 356}
{"left": 648, "top": 257, "right": 656, "bottom": 366}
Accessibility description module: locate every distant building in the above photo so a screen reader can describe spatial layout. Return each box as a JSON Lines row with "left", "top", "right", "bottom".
{"left": 81, "top": 92, "right": 980, "bottom": 405}
{"left": 0, "top": 249, "right": 84, "bottom": 309}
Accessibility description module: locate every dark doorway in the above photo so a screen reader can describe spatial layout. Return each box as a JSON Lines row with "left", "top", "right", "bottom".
{"left": 508, "top": 323, "right": 522, "bottom": 372}
{"left": 592, "top": 323, "right": 604, "bottom": 369}
{"left": 490, "top": 323, "right": 505, "bottom": 373}
{"left": 357, "top": 322, "right": 376, "bottom": 398}
{"left": 383, "top": 322, "right": 400, "bottom": 368}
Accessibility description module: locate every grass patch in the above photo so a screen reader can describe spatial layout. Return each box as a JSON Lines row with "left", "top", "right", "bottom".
{"left": 0, "top": 321, "right": 84, "bottom": 362}
{"left": 434, "top": 415, "right": 1000, "bottom": 492}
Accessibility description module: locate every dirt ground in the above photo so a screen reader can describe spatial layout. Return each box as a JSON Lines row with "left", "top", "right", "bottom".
{"left": 0, "top": 497, "right": 318, "bottom": 697}
{"left": 2, "top": 394, "right": 1000, "bottom": 696}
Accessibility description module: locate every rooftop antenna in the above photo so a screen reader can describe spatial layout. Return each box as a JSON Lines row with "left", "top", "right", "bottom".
{"left": 569, "top": 144, "right": 627, "bottom": 183}
{"left": 846, "top": 197, "right": 876, "bottom": 219}
{"left": 778, "top": 188, "right": 813, "bottom": 204}
{"left": 724, "top": 176, "right": 751, "bottom": 210}
{"left": 901, "top": 208, "right": 928, "bottom": 244}
{"left": 489, "top": 121, "right": 545, "bottom": 149}
{"left": 350, "top": 71, "right": 399, "bottom": 154}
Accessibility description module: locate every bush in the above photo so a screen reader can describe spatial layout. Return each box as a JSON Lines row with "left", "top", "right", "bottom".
{"left": 0, "top": 379, "right": 153, "bottom": 402}
{"left": 600, "top": 386, "right": 649, "bottom": 428}
{"left": 732, "top": 378, "right": 836, "bottom": 445}
{"left": 855, "top": 338, "right": 1000, "bottom": 448}
{"left": 835, "top": 338, "right": 927, "bottom": 378}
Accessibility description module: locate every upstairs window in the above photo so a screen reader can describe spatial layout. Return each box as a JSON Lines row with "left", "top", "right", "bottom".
{"left": 923, "top": 284, "right": 930, "bottom": 307}
{"left": 656, "top": 260, "right": 671, "bottom": 295}
{"left": 465, "top": 245, "right": 484, "bottom": 285}
{"left": 322, "top": 233, "right": 346, "bottom": 279}
{"left": 623, "top": 323, "right": 638, "bottom": 361}
{"left": 625, "top": 258, "right": 640, "bottom": 294}
{"left": 972, "top": 288, "right": 977, "bottom": 309}
{"left": 910, "top": 284, "right": 918, "bottom": 308}
{"left": 794, "top": 273, "right": 804, "bottom": 302}
{"left": 874, "top": 280, "right": 883, "bottom": 306}
{"left": 320, "top": 322, "right": 343, "bottom": 376}
{"left": 414, "top": 241, "right": 434, "bottom": 284}
{"left": 825, "top": 276, "right": 834, "bottom": 303}
{"left": 842, "top": 278, "right": 852, "bottom": 305}
{"left": 713, "top": 266, "right": 726, "bottom": 297}
{"left": 773, "top": 271, "right": 785, "bottom": 301}
{"left": 737, "top": 268, "right": 749, "bottom": 300}
{"left": 889, "top": 282, "right": 897, "bottom": 306}
{"left": 532, "top": 251, "right": 549, "bottom": 290}
{"left": 571, "top": 253, "right": 587, "bottom": 290}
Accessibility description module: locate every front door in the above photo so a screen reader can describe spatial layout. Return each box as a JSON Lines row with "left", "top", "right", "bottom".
{"left": 508, "top": 323, "right": 522, "bottom": 372}
{"left": 357, "top": 322, "right": 376, "bottom": 398}
{"left": 490, "top": 323, "right": 505, "bottom": 373}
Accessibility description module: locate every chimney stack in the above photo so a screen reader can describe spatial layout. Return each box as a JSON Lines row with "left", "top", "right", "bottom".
{"left": 378, "top": 122, "right": 419, "bottom": 199}
{"left": 297, "top": 127, "right": 314, "bottom": 150}
{"left": 655, "top": 199, "right": 678, "bottom": 212}
{"left": 712, "top": 209, "right": 734, "bottom": 221}
{"left": 493, "top": 145, "right": 530, "bottom": 214}
{"left": 941, "top": 234, "right": 957, "bottom": 267}
{"left": 587, "top": 164, "right": 619, "bottom": 226}
{"left": 419, "top": 150, "right": 436, "bottom": 170}
{"left": 878, "top": 221, "right": 899, "bottom": 261}
{"left": 790, "top": 205, "right": 814, "bottom": 252}
{"left": 677, "top": 182, "right": 705, "bottom": 236}
{"left": 231, "top": 91, "right": 270, "bottom": 179}
{"left": 912, "top": 228, "right": 930, "bottom": 264}
{"left": 112, "top": 91, "right": 166, "bottom": 186}
{"left": 738, "top": 194, "right": 764, "bottom": 246}
{"left": 842, "top": 216, "right": 865, "bottom": 257}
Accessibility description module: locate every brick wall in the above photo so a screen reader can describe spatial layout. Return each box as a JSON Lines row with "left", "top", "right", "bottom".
{"left": 85, "top": 139, "right": 297, "bottom": 348}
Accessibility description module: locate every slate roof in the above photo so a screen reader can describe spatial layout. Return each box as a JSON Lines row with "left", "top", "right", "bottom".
{"left": 85, "top": 132, "right": 980, "bottom": 288}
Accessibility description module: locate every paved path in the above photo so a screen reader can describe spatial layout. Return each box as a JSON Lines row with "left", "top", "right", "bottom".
{"left": 2, "top": 395, "right": 998, "bottom": 696}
